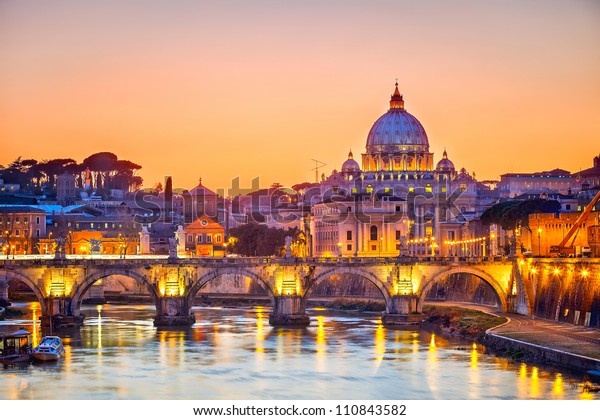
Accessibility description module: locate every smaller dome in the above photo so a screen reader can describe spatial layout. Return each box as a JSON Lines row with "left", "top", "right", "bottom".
{"left": 341, "top": 150, "right": 361, "bottom": 174}
{"left": 277, "top": 194, "right": 292, "bottom": 206}
{"left": 436, "top": 149, "right": 455, "bottom": 172}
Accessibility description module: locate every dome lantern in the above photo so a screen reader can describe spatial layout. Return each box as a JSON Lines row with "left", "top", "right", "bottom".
{"left": 389, "top": 82, "right": 404, "bottom": 110}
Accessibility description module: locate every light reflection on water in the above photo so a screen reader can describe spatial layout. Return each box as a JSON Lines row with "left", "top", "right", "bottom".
{"left": 0, "top": 302, "right": 595, "bottom": 400}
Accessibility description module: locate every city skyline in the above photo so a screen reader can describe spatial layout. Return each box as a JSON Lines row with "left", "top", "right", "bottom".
{"left": 1, "top": 0, "right": 599, "bottom": 192}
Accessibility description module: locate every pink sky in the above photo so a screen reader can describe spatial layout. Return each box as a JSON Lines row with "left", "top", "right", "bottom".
{"left": 1, "top": 0, "right": 599, "bottom": 193}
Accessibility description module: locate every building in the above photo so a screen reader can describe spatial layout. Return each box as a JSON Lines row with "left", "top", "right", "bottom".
{"left": 573, "top": 154, "right": 600, "bottom": 190}
{"left": 528, "top": 210, "right": 599, "bottom": 257}
{"left": 498, "top": 169, "right": 573, "bottom": 198}
{"left": 183, "top": 215, "right": 225, "bottom": 257}
{"left": 310, "top": 83, "right": 480, "bottom": 257}
{"left": 184, "top": 178, "right": 219, "bottom": 223}
{"left": 0, "top": 206, "right": 47, "bottom": 255}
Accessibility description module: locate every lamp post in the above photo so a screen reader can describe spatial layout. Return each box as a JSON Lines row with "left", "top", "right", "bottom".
{"left": 337, "top": 242, "right": 342, "bottom": 257}
{"left": 537, "top": 227, "right": 542, "bottom": 257}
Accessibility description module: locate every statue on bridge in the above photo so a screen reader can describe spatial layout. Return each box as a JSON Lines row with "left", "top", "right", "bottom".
{"left": 168, "top": 237, "right": 179, "bottom": 259}
{"left": 284, "top": 236, "right": 292, "bottom": 258}
{"left": 54, "top": 236, "right": 67, "bottom": 259}
{"left": 89, "top": 239, "right": 101, "bottom": 254}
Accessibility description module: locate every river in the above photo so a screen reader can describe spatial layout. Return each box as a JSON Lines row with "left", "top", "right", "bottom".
{"left": 0, "top": 302, "right": 595, "bottom": 400}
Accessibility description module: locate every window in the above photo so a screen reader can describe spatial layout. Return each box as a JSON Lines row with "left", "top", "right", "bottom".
{"left": 15, "top": 229, "right": 20, "bottom": 237}
{"left": 441, "top": 187, "right": 447, "bottom": 193}
{"left": 425, "top": 184, "right": 432, "bottom": 193}
{"left": 395, "top": 205, "right": 401, "bottom": 212}
{"left": 395, "top": 230, "right": 401, "bottom": 240}
{"left": 396, "top": 244, "right": 401, "bottom": 250}
{"left": 346, "top": 230, "right": 352, "bottom": 241}
{"left": 24, "top": 230, "right": 28, "bottom": 237}
{"left": 460, "top": 184, "right": 467, "bottom": 192}
{"left": 216, "top": 234, "right": 222, "bottom": 243}
{"left": 565, "top": 204, "right": 571, "bottom": 211}
{"left": 36, "top": 217, "right": 40, "bottom": 224}
{"left": 207, "top": 234, "right": 212, "bottom": 243}
{"left": 105, "top": 223, "right": 108, "bottom": 228}
{"left": 36, "top": 229, "right": 40, "bottom": 238}
{"left": 197, "top": 234, "right": 203, "bottom": 243}
{"left": 370, "top": 225, "right": 378, "bottom": 241}
{"left": 366, "top": 185, "right": 373, "bottom": 193}
{"left": 371, "top": 245, "right": 377, "bottom": 251}
{"left": 408, "top": 187, "right": 414, "bottom": 192}
{"left": 188, "top": 235, "right": 193, "bottom": 243}
{"left": 346, "top": 244, "right": 352, "bottom": 251}
{"left": 91, "top": 223, "right": 94, "bottom": 228}
{"left": 15, "top": 217, "right": 20, "bottom": 223}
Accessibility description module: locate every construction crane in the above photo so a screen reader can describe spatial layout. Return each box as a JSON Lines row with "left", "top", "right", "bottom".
{"left": 311, "top": 159, "right": 326, "bottom": 183}
{"left": 550, "top": 189, "right": 600, "bottom": 257}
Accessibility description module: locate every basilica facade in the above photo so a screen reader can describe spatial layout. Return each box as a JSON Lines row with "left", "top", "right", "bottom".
{"left": 310, "top": 83, "right": 481, "bottom": 257}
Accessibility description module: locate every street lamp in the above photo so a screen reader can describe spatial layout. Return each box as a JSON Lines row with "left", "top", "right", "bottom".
{"left": 537, "top": 227, "right": 542, "bottom": 257}
{"left": 337, "top": 242, "right": 342, "bottom": 257}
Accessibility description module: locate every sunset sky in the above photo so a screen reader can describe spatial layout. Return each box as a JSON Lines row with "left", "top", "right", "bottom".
{"left": 1, "top": 0, "right": 599, "bottom": 194}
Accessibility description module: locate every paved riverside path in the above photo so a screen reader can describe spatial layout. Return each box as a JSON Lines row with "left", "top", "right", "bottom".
{"left": 427, "top": 302, "right": 600, "bottom": 361}
{"left": 489, "top": 313, "right": 600, "bottom": 361}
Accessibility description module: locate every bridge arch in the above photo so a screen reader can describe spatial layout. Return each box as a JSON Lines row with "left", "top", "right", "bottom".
{"left": 305, "top": 267, "right": 392, "bottom": 305}
{"left": 418, "top": 266, "right": 508, "bottom": 312}
{"left": 69, "top": 268, "right": 161, "bottom": 317}
{"left": 186, "top": 267, "right": 275, "bottom": 309}
{"left": 2, "top": 270, "right": 47, "bottom": 315}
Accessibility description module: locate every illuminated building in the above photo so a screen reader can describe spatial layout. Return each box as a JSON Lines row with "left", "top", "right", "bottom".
{"left": 311, "top": 83, "right": 479, "bottom": 257}
{"left": 183, "top": 215, "right": 225, "bottom": 257}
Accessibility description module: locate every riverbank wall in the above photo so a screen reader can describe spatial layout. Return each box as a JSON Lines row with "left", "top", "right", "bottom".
{"left": 483, "top": 332, "right": 600, "bottom": 372}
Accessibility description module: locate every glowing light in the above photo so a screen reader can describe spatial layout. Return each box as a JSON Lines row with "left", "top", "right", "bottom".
{"left": 581, "top": 270, "right": 588, "bottom": 278}
{"left": 530, "top": 267, "right": 537, "bottom": 274}
{"left": 552, "top": 373, "right": 564, "bottom": 396}
{"left": 553, "top": 268, "right": 560, "bottom": 275}
{"left": 531, "top": 366, "right": 540, "bottom": 398}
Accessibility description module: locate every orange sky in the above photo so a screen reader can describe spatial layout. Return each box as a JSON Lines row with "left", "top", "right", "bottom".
{"left": 1, "top": 0, "right": 599, "bottom": 194}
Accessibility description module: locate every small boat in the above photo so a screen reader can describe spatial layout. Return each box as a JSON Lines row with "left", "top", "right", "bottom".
{"left": 0, "top": 329, "right": 32, "bottom": 365}
{"left": 587, "top": 370, "right": 600, "bottom": 384}
{"left": 32, "top": 336, "right": 65, "bottom": 362}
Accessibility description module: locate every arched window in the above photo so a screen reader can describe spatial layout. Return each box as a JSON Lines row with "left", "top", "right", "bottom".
{"left": 370, "top": 225, "right": 378, "bottom": 241}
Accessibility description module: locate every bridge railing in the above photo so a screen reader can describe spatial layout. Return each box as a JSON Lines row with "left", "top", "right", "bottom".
{"left": 0, "top": 254, "right": 520, "bottom": 268}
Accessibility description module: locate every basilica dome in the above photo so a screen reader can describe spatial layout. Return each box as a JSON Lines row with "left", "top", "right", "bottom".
{"left": 341, "top": 150, "right": 360, "bottom": 174}
{"left": 366, "top": 83, "right": 429, "bottom": 153}
{"left": 436, "top": 149, "right": 455, "bottom": 172}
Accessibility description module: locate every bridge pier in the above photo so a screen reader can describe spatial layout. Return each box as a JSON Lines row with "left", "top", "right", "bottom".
{"left": 154, "top": 297, "right": 195, "bottom": 327}
{"left": 382, "top": 295, "right": 423, "bottom": 326}
{"left": 83, "top": 284, "right": 107, "bottom": 304}
{"left": 40, "top": 297, "right": 85, "bottom": 329}
{"left": 0, "top": 277, "right": 10, "bottom": 307}
{"left": 269, "top": 296, "right": 310, "bottom": 326}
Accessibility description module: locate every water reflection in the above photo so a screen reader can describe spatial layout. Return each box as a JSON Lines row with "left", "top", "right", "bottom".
{"left": 0, "top": 302, "right": 595, "bottom": 400}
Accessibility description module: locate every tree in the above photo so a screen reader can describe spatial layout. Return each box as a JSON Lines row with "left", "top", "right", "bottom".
{"left": 37, "top": 158, "right": 76, "bottom": 191}
{"left": 480, "top": 199, "right": 561, "bottom": 231}
{"left": 228, "top": 224, "right": 302, "bottom": 256}
{"left": 82, "top": 152, "right": 118, "bottom": 189}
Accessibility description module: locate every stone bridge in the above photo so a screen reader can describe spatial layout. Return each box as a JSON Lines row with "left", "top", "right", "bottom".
{"left": 0, "top": 255, "right": 537, "bottom": 328}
